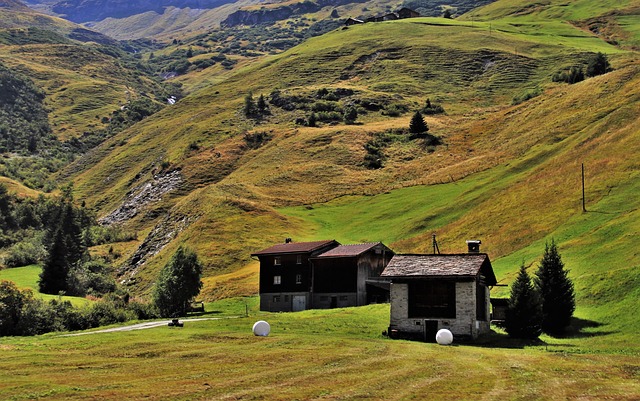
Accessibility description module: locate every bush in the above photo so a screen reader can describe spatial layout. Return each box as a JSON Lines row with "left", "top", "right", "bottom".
{"left": 552, "top": 67, "right": 584, "bottom": 84}
{"left": 382, "top": 103, "right": 408, "bottom": 117}
{"left": 3, "top": 237, "right": 46, "bottom": 267}
{"left": 585, "top": 52, "right": 612, "bottom": 77}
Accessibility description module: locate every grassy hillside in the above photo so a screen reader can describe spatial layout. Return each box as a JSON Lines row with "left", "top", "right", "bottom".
{"left": 65, "top": 0, "right": 634, "bottom": 277}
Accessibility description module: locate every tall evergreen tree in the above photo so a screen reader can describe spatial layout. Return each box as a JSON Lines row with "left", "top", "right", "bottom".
{"left": 243, "top": 92, "right": 256, "bottom": 117}
{"left": 38, "top": 197, "right": 87, "bottom": 295}
{"left": 534, "top": 239, "right": 575, "bottom": 334}
{"left": 505, "top": 264, "right": 543, "bottom": 339}
{"left": 256, "top": 94, "right": 268, "bottom": 114}
{"left": 409, "top": 111, "right": 428, "bottom": 134}
{"left": 153, "top": 247, "right": 203, "bottom": 318}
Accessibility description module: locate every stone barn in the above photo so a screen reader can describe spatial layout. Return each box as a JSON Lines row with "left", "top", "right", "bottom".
{"left": 381, "top": 243, "right": 497, "bottom": 341}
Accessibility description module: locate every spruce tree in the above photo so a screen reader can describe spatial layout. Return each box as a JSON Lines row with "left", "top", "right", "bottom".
{"left": 505, "top": 264, "right": 543, "bottom": 339}
{"left": 153, "top": 247, "right": 203, "bottom": 318}
{"left": 534, "top": 239, "right": 575, "bottom": 334}
{"left": 256, "top": 94, "right": 268, "bottom": 114}
{"left": 409, "top": 111, "right": 428, "bottom": 134}
{"left": 38, "top": 197, "right": 87, "bottom": 295}
{"left": 243, "top": 92, "right": 256, "bottom": 117}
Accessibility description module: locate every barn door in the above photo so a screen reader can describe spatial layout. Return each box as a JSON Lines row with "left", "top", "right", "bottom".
{"left": 292, "top": 295, "right": 306, "bottom": 312}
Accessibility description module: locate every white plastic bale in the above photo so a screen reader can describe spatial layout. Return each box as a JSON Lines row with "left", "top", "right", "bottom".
{"left": 435, "top": 329, "right": 453, "bottom": 345}
{"left": 252, "top": 320, "right": 271, "bottom": 336}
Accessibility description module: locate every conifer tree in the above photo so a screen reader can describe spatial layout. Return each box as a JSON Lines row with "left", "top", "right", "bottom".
{"left": 505, "top": 264, "right": 543, "bottom": 339}
{"left": 534, "top": 239, "right": 575, "bottom": 334}
{"left": 243, "top": 92, "right": 256, "bottom": 117}
{"left": 256, "top": 94, "right": 268, "bottom": 115}
{"left": 38, "top": 194, "right": 87, "bottom": 295}
{"left": 409, "top": 111, "right": 428, "bottom": 134}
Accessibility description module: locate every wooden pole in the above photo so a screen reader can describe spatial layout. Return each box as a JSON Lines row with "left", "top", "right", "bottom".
{"left": 582, "top": 163, "right": 587, "bottom": 212}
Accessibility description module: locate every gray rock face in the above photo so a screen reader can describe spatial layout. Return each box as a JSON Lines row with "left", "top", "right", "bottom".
{"left": 51, "top": 0, "right": 235, "bottom": 22}
{"left": 99, "top": 169, "right": 183, "bottom": 226}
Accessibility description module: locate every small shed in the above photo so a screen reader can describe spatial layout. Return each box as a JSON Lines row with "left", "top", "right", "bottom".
{"left": 381, "top": 251, "right": 497, "bottom": 341}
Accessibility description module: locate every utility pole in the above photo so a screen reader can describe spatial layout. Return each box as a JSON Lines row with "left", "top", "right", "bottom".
{"left": 582, "top": 163, "right": 587, "bottom": 212}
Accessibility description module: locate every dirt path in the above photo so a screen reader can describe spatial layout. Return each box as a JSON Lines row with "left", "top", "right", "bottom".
{"left": 62, "top": 317, "right": 241, "bottom": 336}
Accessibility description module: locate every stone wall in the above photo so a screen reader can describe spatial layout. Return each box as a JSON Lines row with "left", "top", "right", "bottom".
{"left": 389, "top": 280, "right": 491, "bottom": 340}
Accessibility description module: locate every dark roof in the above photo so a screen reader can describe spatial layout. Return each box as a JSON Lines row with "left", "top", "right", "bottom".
{"left": 251, "top": 240, "right": 338, "bottom": 256}
{"left": 381, "top": 254, "right": 497, "bottom": 285}
{"left": 314, "top": 242, "right": 384, "bottom": 258}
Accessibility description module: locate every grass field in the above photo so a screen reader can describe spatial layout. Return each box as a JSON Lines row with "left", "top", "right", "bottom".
{"left": 0, "top": 265, "right": 91, "bottom": 307}
{"left": 0, "top": 299, "right": 638, "bottom": 400}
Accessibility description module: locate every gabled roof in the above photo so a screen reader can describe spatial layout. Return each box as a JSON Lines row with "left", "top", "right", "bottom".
{"left": 314, "top": 242, "right": 386, "bottom": 258}
{"left": 251, "top": 240, "right": 338, "bottom": 256}
{"left": 381, "top": 254, "right": 497, "bottom": 285}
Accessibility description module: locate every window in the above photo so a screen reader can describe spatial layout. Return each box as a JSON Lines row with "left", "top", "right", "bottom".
{"left": 408, "top": 281, "right": 456, "bottom": 318}
{"left": 274, "top": 256, "right": 281, "bottom": 266}
{"left": 295, "top": 274, "right": 302, "bottom": 284}
{"left": 339, "top": 296, "right": 348, "bottom": 301}
{"left": 296, "top": 255, "right": 302, "bottom": 264}
{"left": 273, "top": 275, "right": 281, "bottom": 285}
{"left": 273, "top": 296, "right": 280, "bottom": 303}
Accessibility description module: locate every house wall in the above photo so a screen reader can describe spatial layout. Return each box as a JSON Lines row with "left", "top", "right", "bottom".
{"left": 311, "top": 293, "right": 357, "bottom": 309}
{"left": 389, "top": 280, "right": 491, "bottom": 340}
{"left": 260, "top": 292, "right": 309, "bottom": 312}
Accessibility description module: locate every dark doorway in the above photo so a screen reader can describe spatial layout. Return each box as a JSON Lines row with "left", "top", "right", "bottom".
{"left": 423, "top": 320, "right": 438, "bottom": 342}
{"left": 330, "top": 296, "right": 337, "bottom": 309}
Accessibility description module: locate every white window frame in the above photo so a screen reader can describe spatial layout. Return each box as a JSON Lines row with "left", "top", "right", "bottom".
{"left": 295, "top": 274, "right": 302, "bottom": 284}
{"left": 273, "top": 275, "right": 281, "bottom": 285}
{"left": 296, "top": 254, "right": 302, "bottom": 264}
{"left": 274, "top": 256, "right": 281, "bottom": 266}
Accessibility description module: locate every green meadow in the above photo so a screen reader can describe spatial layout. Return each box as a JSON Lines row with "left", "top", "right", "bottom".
{"left": 0, "top": 298, "right": 638, "bottom": 400}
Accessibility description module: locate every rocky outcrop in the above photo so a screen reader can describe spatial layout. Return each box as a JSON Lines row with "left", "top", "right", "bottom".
{"left": 99, "top": 169, "right": 183, "bottom": 226}
{"left": 221, "top": 0, "right": 367, "bottom": 27}
{"left": 118, "top": 210, "right": 198, "bottom": 285}
{"left": 51, "top": 0, "right": 235, "bottom": 23}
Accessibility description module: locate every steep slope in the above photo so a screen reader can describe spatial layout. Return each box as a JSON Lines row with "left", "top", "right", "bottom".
{"left": 61, "top": 0, "right": 635, "bottom": 294}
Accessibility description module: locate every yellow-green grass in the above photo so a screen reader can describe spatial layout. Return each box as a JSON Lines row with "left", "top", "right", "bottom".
{"left": 0, "top": 177, "right": 41, "bottom": 198}
{"left": 0, "top": 301, "right": 637, "bottom": 400}
{"left": 60, "top": 1, "right": 638, "bottom": 304}
{"left": 0, "top": 265, "right": 91, "bottom": 306}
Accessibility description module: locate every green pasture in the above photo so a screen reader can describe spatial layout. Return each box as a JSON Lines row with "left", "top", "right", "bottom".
{"left": 0, "top": 299, "right": 638, "bottom": 400}
{"left": 0, "top": 265, "right": 91, "bottom": 307}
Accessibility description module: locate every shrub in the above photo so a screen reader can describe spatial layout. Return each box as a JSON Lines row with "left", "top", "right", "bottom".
{"left": 585, "top": 52, "right": 612, "bottom": 77}
{"left": 552, "top": 67, "right": 584, "bottom": 84}
{"left": 382, "top": 103, "right": 408, "bottom": 117}
{"left": 3, "top": 237, "right": 47, "bottom": 267}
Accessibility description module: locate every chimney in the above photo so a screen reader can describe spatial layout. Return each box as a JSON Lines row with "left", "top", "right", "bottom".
{"left": 466, "top": 240, "right": 481, "bottom": 253}
{"left": 285, "top": 238, "right": 292, "bottom": 243}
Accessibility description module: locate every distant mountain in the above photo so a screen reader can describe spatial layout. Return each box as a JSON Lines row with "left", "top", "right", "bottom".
{"left": 51, "top": 0, "right": 237, "bottom": 23}
{"left": 0, "top": 0, "right": 31, "bottom": 11}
